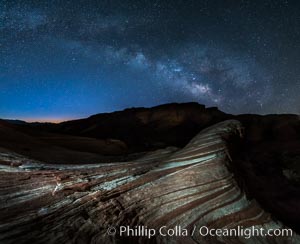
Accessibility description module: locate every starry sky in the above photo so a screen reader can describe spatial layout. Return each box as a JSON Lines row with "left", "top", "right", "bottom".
{"left": 1, "top": 0, "right": 300, "bottom": 121}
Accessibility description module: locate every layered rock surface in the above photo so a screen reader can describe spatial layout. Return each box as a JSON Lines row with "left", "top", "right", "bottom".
{"left": 0, "top": 120, "right": 298, "bottom": 243}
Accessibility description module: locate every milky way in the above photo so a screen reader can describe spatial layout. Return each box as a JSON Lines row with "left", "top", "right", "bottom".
{"left": 1, "top": 0, "right": 300, "bottom": 121}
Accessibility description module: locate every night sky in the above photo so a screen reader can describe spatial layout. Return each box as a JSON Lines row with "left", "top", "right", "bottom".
{"left": 1, "top": 0, "right": 300, "bottom": 122}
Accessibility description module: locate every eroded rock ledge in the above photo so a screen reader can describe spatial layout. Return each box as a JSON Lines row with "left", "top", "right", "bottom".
{"left": 0, "top": 120, "right": 298, "bottom": 243}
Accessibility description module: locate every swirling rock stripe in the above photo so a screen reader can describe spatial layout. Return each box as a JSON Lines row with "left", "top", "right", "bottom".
{"left": 0, "top": 120, "right": 298, "bottom": 243}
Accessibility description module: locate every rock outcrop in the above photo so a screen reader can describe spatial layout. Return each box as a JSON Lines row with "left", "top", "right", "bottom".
{"left": 0, "top": 120, "right": 298, "bottom": 243}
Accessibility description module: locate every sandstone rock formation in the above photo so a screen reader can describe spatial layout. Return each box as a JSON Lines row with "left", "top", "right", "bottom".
{"left": 0, "top": 120, "right": 298, "bottom": 243}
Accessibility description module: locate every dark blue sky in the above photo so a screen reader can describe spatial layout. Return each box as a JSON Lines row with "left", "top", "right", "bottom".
{"left": 1, "top": 0, "right": 300, "bottom": 121}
